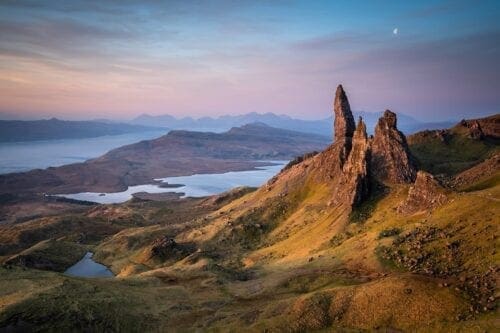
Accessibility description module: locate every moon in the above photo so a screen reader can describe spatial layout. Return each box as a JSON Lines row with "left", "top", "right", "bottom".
{"left": 393, "top": 28, "right": 398, "bottom": 35}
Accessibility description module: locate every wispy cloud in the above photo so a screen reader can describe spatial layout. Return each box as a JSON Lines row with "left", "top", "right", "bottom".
{"left": 0, "top": 1, "right": 498, "bottom": 120}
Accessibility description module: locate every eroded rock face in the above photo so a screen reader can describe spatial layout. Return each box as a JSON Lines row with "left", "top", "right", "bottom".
{"left": 371, "top": 110, "right": 417, "bottom": 184}
{"left": 307, "top": 87, "right": 417, "bottom": 211}
{"left": 333, "top": 85, "right": 355, "bottom": 140}
{"left": 333, "top": 117, "right": 370, "bottom": 207}
{"left": 459, "top": 115, "right": 499, "bottom": 139}
{"left": 464, "top": 120, "right": 484, "bottom": 140}
{"left": 333, "top": 84, "right": 356, "bottom": 148}
{"left": 398, "top": 171, "right": 447, "bottom": 214}
{"left": 315, "top": 85, "right": 357, "bottom": 182}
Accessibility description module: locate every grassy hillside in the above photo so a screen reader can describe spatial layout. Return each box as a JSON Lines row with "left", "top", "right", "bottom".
{"left": 408, "top": 116, "right": 499, "bottom": 176}
{"left": 0, "top": 165, "right": 498, "bottom": 331}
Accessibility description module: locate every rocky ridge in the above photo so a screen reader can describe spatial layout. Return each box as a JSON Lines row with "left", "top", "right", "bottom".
{"left": 458, "top": 115, "right": 500, "bottom": 139}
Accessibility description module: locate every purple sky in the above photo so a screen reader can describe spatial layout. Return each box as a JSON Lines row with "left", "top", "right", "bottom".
{"left": 0, "top": 0, "right": 499, "bottom": 121}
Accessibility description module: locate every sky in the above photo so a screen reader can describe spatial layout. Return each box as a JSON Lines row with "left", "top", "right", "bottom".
{"left": 0, "top": 0, "right": 499, "bottom": 122}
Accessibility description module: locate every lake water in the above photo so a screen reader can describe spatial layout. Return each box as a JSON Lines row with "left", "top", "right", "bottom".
{"left": 56, "top": 161, "right": 287, "bottom": 204}
{"left": 64, "top": 252, "right": 114, "bottom": 278}
{"left": 0, "top": 130, "right": 167, "bottom": 174}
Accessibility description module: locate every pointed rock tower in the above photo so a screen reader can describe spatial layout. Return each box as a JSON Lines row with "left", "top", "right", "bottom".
{"left": 335, "top": 117, "right": 371, "bottom": 207}
{"left": 330, "top": 86, "right": 371, "bottom": 208}
{"left": 371, "top": 110, "right": 416, "bottom": 184}
{"left": 333, "top": 85, "right": 356, "bottom": 167}
{"left": 333, "top": 84, "right": 356, "bottom": 142}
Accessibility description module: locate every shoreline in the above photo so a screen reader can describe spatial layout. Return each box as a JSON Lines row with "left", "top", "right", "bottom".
{"left": 53, "top": 161, "right": 287, "bottom": 204}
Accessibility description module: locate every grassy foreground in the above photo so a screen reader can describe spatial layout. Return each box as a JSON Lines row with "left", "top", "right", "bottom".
{"left": 0, "top": 170, "right": 498, "bottom": 331}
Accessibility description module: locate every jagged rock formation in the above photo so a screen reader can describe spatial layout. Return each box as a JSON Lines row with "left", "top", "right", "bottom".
{"left": 333, "top": 85, "right": 356, "bottom": 143}
{"left": 329, "top": 90, "right": 416, "bottom": 208}
{"left": 466, "top": 120, "right": 484, "bottom": 140}
{"left": 332, "top": 117, "right": 370, "bottom": 207}
{"left": 323, "top": 88, "right": 416, "bottom": 209}
{"left": 371, "top": 110, "right": 417, "bottom": 184}
{"left": 459, "top": 115, "right": 499, "bottom": 139}
{"left": 333, "top": 85, "right": 356, "bottom": 168}
{"left": 398, "top": 171, "right": 447, "bottom": 214}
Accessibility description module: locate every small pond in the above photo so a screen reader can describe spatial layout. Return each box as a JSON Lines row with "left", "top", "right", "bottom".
{"left": 64, "top": 252, "right": 114, "bottom": 278}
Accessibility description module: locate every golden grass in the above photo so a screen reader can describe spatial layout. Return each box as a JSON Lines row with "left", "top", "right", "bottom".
{"left": 1, "top": 160, "right": 498, "bottom": 331}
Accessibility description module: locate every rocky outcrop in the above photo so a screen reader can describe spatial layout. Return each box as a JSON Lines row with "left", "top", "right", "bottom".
{"left": 286, "top": 86, "right": 418, "bottom": 212}
{"left": 332, "top": 117, "right": 370, "bottom": 207}
{"left": 371, "top": 110, "right": 417, "bottom": 184}
{"left": 459, "top": 115, "right": 499, "bottom": 139}
{"left": 149, "top": 236, "right": 195, "bottom": 260}
{"left": 398, "top": 171, "right": 447, "bottom": 214}
{"left": 333, "top": 85, "right": 356, "bottom": 168}
{"left": 467, "top": 120, "right": 484, "bottom": 140}
{"left": 328, "top": 89, "right": 416, "bottom": 209}
{"left": 333, "top": 85, "right": 356, "bottom": 142}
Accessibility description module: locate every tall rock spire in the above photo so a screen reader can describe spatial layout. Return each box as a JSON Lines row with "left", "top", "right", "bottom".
{"left": 333, "top": 85, "right": 356, "bottom": 142}
{"left": 332, "top": 117, "right": 370, "bottom": 208}
{"left": 371, "top": 110, "right": 416, "bottom": 183}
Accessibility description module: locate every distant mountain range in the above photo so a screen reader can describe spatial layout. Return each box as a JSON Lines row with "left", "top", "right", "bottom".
{"left": 131, "top": 111, "right": 455, "bottom": 136}
{"left": 0, "top": 118, "right": 163, "bottom": 142}
{"left": 0, "top": 111, "right": 456, "bottom": 143}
